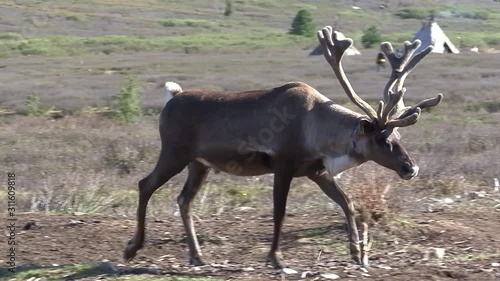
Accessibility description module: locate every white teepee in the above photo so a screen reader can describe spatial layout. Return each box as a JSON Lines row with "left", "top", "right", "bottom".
{"left": 412, "top": 21, "right": 459, "bottom": 54}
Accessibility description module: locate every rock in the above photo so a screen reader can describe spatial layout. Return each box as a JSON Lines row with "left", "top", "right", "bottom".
{"left": 242, "top": 267, "right": 255, "bottom": 272}
{"left": 425, "top": 206, "right": 444, "bottom": 213}
{"left": 282, "top": 268, "right": 298, "bottom": 274}
{"left": 468, "top": 191, "right": 486, "bottom": 200}
{"left": 430, "top": 248, "right": 446, "bottom": 260}
{"left": 17, "top": 264, "right": 37, "bottom": 270}
{"left": 68, "top": 220, "right": 85, "bottom": 226}
{"left": 301, "top": 271, "right": 315, "bottom": 278}
{"left": 23, "top": 221, "right": 38, "bottom": 230}
{"left": 210, "top": 263, "right": 229, "bottom": 268}
{"left": 442, "top": 198, "right": 454, "bottom": 204}
{"left": 96, "top": 261, "right": 119, "bottom": 274}
{"left": 234, "top": 206, "right": 256, "bottom": 212}
{"left": 320, "top": 273, "right": 341, "bottom": 279}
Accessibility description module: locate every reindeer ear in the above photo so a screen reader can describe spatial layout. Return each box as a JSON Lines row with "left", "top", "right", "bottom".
{"left": 359, "top": 119, "right": 377, "bottom": 135}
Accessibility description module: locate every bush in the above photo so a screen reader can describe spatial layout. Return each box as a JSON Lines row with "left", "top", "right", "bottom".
{"left": 463, "top": 11, "right": 490, "bottom": 20}
{"left": 224, "top": 0, "right": 233, "bottom": 17}
{"left": 113, "top": 76, "right": 142, "bottom": 123}
{"left": 361, "top": 26, "right": 382, "bottom": 48}
{"left": 24, "top": 94, "right": 41, "bottom": 116}
{"left": 394, "top": 8, "right": 432, "bottom": 19}
{"left": 289, "top": 9, "right": 315, "bottom": 37}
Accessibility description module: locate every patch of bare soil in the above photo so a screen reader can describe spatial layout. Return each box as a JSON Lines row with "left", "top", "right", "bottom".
{"left": 7, "top": 208, "right": 500, "bottom": 280}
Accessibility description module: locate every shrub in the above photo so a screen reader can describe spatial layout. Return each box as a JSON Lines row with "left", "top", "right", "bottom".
{"left": 65, "top": 14, "right": 87, "bottom": 22}
{"left": 24, "top": 94, "right": 41, "bottom": 116}
{"left": 224, "top": 0, "right": 233, "bottom": 17}
{"left": 289, "top": 9, "right": 315, "bottom": 37}
{"left": 394, "top": 8, "right": 432, "bottom": 19}
{"left": 113, "top": 76, "right": 142, "bottom": 123}
{"left": 361, "top": 26, "right": 382, "bottom": 48}
{"left": 475, "top": 11, "right": 490, "bottom": 20}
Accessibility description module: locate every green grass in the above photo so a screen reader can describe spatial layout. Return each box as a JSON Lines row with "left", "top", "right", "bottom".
{"left": 443, "top": 4, "right": 500, "bottom": 20}
{"left": 0, "top": 31, "right": 311, "bottom": 58}
{"left": 293, "top": 226, "right": 349, "bottom": 253}
{"left": 446, "top": 253, "right": 500, "bottom": 263}
{"left": 2, "top": 28, "right": 496, "bottom": 59}
{"left": 2, "top": 263, "right": 220, "bottom": 280}
{"left": 159, "top": 19, "right": 217, "bottom": 29}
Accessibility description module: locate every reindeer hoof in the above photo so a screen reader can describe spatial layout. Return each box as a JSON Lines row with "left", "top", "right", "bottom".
{"left": 123, "top": 238, "right": 142, "bottom": 262}
{"left": 352, "top": 254, "right": 362, "bottom": 265}
{"left": 189, "top": 256, "right": 205, "bottom": 266}
{"left": 349, "top": 244, "right": 362, "bottom": 265}
{"left": 124, "top": 245, "right": 138, "bottom": 262}
{"left": 266, "top": 253, "right": 286, "bottom": 269}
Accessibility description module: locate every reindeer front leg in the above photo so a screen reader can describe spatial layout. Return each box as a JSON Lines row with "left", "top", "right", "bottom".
{"left": 308, "top": 172, "right": 362, "bottom": 265}
{"left": 266, "top": 162, "right": 295, "bottom": 269}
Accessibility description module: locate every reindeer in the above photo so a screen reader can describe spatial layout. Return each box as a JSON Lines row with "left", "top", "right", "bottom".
{"left": 124, "top": 26, "right": 442, "bottom": 269}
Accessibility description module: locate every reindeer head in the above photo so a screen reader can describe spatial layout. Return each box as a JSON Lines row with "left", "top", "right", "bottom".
{"left": 317, "top": 26, "right": 442, "bottom": 180}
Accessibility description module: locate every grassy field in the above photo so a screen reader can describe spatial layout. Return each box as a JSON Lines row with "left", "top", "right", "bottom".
{"left": 1, "top": 0, "right": 500, "bottom": 280}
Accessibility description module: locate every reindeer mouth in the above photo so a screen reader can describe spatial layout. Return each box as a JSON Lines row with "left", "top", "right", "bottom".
{"left": 400, "top": 164, "right": 419, "bottom": 180}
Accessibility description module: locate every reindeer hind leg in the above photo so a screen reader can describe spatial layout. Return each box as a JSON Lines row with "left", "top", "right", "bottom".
{"left": 177, "top": 160, "right": 210, "bottom": 266}
{"left": 124, "top": 147, "right": 191, "bottom": 262}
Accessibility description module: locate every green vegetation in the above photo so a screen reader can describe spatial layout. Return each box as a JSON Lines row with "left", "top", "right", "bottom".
{"left": 361, "top": 25, "right": 382, "bottom": 48}
{"left": 65, "top": 13, "right": 87, "bottom": 22}
{"left": 444, "top": 4, "right": 500, "bottom": 20}
{"left": 394, "top": 7, "right": 434, "bottom": 19}
{"left": 224, "top": 0, "right": 233, "bottom": 17}
{"left": 0, "top": 32, "right": 23, "bottom": 40}
{"left": 289, "top": 9, "right": 316, "bottom": 37}
{"left": 0, "top": 32, "right": 310, "bottom": 58}
{"left": 446, "top": 253, "right": 500, "bottom": 263}
{"left": 113, "top": 76, "right": 142, "bottom": 123}
{"left": 24, "top": 94, "right": 41, "bottom": 116}
{"left": 294, "top": 226, "right": 349, "bottom": 252}
{"left": 159, "top": 19, "right": 216, "bottom": 29}
{"left": 6, "top": 263, "right": 220, "bottom": 280}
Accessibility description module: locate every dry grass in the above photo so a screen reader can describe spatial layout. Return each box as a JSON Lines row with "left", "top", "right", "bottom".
{"left": 0, "top": 0, "right": 499, "bottom": 222}
{"left": 1, "top": 97, "right": 498, "bottom": 217}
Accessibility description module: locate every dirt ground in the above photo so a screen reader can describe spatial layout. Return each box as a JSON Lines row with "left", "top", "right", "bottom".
{"left": 7, "top": 207, "right": 500, "bottom": 281}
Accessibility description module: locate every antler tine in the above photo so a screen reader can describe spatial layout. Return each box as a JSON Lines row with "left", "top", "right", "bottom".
{"left": 317, "top": 26, "right": 378, "bottom": 120}
{"left": 378, "top": 39, "right": 436, "bottom": 128}
{"left": 397, "top": 93, "right": 443, "bottom": 120}
{"left": 385, "top": 108, "right": 421, "bottom": 128}
{"left": 381, "top": 40, "right": 421, "bottom": 100}
{"left": 380, "top": 88, "right": 405, "bottom": 125}
{"left": 385, "top": 93, "right": 443, "bottom": 129}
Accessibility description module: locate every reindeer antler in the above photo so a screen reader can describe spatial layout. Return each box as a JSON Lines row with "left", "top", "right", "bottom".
{"left": 317, "top": 26, "right": 443, "bottom": 129}
{"left": 378, "top": 40, "right": 443, "bottom": 129}
{"left": 317, "top": 26, "right": 378, "bottom": 121}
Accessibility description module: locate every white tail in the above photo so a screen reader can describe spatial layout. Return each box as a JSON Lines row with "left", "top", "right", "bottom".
{"left": 165, "top": 81, "right": 183, "bottom": 103}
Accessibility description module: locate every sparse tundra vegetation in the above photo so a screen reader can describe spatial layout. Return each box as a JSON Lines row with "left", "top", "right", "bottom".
{"left": 0, "top": 0, "right": 499, "bottom": 280}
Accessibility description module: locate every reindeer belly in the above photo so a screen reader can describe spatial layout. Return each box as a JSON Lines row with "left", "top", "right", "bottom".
{"left": 196, "top": 152, "right": 273, "bottom": 176}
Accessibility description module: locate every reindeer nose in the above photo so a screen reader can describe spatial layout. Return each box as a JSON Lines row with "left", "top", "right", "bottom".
{"left": 402, "top": 162, "right": 418, "bottom": 176}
